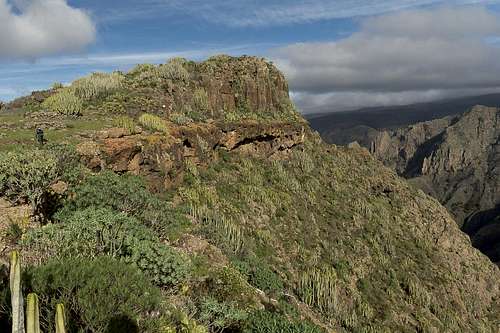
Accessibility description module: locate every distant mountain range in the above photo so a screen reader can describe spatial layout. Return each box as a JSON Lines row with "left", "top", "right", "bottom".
{"left": 309, "top": 99, "right": 500, "bottom": 265}
{"left": 307, "top": 93, "right": 500, "bottom": 146}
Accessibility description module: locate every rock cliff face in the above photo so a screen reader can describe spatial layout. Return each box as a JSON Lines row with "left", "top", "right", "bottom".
{"left": 369, "top": 106, "right": 500, "bottom": 263}
{"left": 135, "top": 55, "right": 297, "bottom": 122}
{"left": 77, "top": 121, "right": 306, "bottom": 191}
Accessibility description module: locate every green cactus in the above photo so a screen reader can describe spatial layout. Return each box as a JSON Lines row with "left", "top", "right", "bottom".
{"left": 55, "top": 303, "right": 67, "bottom": 333}
{"left": 26, "top": 293, "right": 40, "bottom": 333}
{"left": 10, "top": 251, "right": 25, "bottom": 333}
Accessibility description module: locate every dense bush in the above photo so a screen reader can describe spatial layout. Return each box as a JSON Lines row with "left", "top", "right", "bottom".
{"left": 192, "top": 88, "right": 210, "bottom": 114}
{"left": 41, "top": 88, "right": 83, "bottom": 115}
{"left": 232, "top": 256, "right": 283, "bottom": 295}
{"left": 127, "top": 239, "right": 191, "bottom": 287}
{"left": 139, "top": 113, "right": 170, "bottom": 134}
{"left": 24, "top": 207, "right": 154, "bottom": 259}
{"left": 198, "top": 297, "right": 248, "bottom": 332}
{"left": 159, "top": 58, "right": 190, "bottom": 81}
{"left": 113, "top": 116, "right": 137, "bottom": 134}
{"left": 43, "top": 143, "right": 85, "bottom": 184}
{"left": 242, "top": 311, "right": 323, "bottom": 333}
{"left": 26, "top": 256, "right": 161, "bottom": 333}
{"left": 71, "top": 72, "right": 125, "bottom": 100}
{"left": 0, "top": 149, "right": 57, "bottom": 213}
{"left": 57, "top": 171, "right": 190, "bottom": 237}
{"left": 24, "top": 207, "right": 190, "bottom": 287}
{"left": 169, "top": 112, "right": 193, "bottom": 125}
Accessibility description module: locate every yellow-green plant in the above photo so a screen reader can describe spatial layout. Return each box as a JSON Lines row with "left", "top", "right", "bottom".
{"left": 159, "top": 58, "right": 190, "bottom": 81}
{"left": 52, "top": 82, "right": 64, "bottom": 90}
{"left": 298, "top": 266, "right": 338, "bottom": 314}
{"left": 169, "top": 112, "right": 193, "bottom": 126}
{"left": 71, "top": 72, "right": 124, "bottom": 100}
{"left": 42, "top": 89, "right": 84, "bottom": 116}
{"left": 196, "top": 210, "right": 244, "bottom": 254}
{"left": 102, "top": 100, "right": 126, "bottom": 114}
{"left": 26, "top": 293, "right": 40, "bottom": 333}
{"left": 10, "top": 251, "right": 25, "bottom": 333}
{"left": 113, "top": 116, "right": 136, "bottom": 134}
{"left": 55, "top": 303, "right": 67, "bottom": 333}
{"left": 193, "top": 88, "right": 210, "bottom": 115}
{"left": 139, "top": 113, "right": 169, "bottom": 134}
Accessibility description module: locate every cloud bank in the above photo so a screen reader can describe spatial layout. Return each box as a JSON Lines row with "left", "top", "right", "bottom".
{"left": 0, "top": 0, "right": 96, "bottom": 59}
{"left": 274, "top": 7, "right": 500, "bottom": 112}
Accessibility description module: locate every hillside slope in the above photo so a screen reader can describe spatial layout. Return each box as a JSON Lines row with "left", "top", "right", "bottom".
{"left": 370, "top": 106, "right": 500, "bottom": 264}
{"left": 0, "top": 56, "right": 499, "bottom": 332}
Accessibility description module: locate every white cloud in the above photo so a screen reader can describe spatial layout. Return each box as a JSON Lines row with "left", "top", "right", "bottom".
{"left": 273, "top": 7, "right": 500, "bottom": 112}
{"left": 0, "top": 0, "right": 95, "bottom": 59}
{"left": 101, "top": 0, "right": 500, "bottom": 27}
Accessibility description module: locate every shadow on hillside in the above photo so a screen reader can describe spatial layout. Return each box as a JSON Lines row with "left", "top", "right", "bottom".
{"left": 463, "top": 204, "right": 500, "bottom": 265}
{"left": 106, "top": 314, "right": 139, "bottom": 333}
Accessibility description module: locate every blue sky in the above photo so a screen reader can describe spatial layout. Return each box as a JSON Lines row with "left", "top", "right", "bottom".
{"left": 1, "top": 0, "right": 500, "bottom": 112}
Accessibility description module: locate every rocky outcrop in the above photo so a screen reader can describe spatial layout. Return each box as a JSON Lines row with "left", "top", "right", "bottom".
{"left": 369, "top": 106, "right": 500, "bottom": 264}
{"left": 77, "top": 121, "right": 306, "bottom": 190}
{"left": 146, "top": 55, "right": 295, "bottom": 121}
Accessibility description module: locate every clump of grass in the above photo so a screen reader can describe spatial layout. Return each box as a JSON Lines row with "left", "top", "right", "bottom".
{"left": 298, "top": 267, "right": 338, "bottom": 314}
{"left": 158, "top": 58, "right": 190, "bottom": 81}
{"left": 41, "top": 89, "right": 83, "bottom": 116}
{"left": 113, "top": 116, "right": 137, "bottom": 135}
{"left": 193, "top": 88, "right": 210, "bottom": 115}
{"left": 190, "top": 205, "right": 245, "bottom": 254}
{"left": 169, "top": 112, "right": 193, "bottom": 125}
{"left": 71, "top": 72, "right": 125, "bottom": 100}
{"left": 138, "top": 113, "right": 169, "bottom": 134}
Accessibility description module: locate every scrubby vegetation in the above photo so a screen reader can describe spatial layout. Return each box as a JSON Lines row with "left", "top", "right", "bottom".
{"left": 71, "top": 72, "right": 125, "bottom": 100}
{"left": 41, "top": 89, "right": 83, "bottom": 116}
{"left": 0, "top": 55, "right": 498, "bottom": 333}
{"left": 139, "top": 113, "right": 170, "bottom": 134}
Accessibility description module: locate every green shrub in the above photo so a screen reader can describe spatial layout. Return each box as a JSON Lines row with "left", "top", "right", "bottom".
{"left": 71, "top": 72, "right": 124, "bottom": 100}
{"left": 233, "top": 256, "right": 283, "bottom": 294}
{"left": 243, "top": 311, "right": 323, "bottom": 333}
{"left": 169, "top": 112, "right": 193, "bottom": 125}
{"left": 207, "top": 266, "right": 255, "bottom": 306}
{"left": 56, "top": 171, "right": 190, "bottom": 236}
{"left": 0, "top": 149, "right": 57, "bottom": 213}
{"left": 23, "top": 207, "right": 155, "bottom": 259}
{"left": 27, "top": 256, "right": 161, "bottom": 333}
{"left": 192, "top": 88, "right": 210, "bottom": 114}
{"left": 159, "top": 58, "right": 190, "bottom": 81}
{"left": 102, "top": 100, "right": 126, "bottom": 114}
{"left": 139, "top": 113, "right": 169, "bottom": 134}
{"left": 113, "top": 116, "right": 137, "bottom": 134}
{"left": 24, "top": 207, "right": 191, "bottom": 287}
{"left": 41, "top": 89, "right": 83, "bottom": 116}
{"left": 126, "top": 239, "right": 191, "bottom": 287}
{"left": 43, "top": 143, "right": 85, "bottom": 184}
{"left": 198, "top": 297, "right": 248, "bottom": 332}
{"left": 129, "top": 63, "right": 157, "bottom": 76}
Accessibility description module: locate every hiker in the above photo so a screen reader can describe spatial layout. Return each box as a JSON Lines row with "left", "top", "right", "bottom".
{"left": 35, "top": 128, "right": 45, "bottom": 145}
